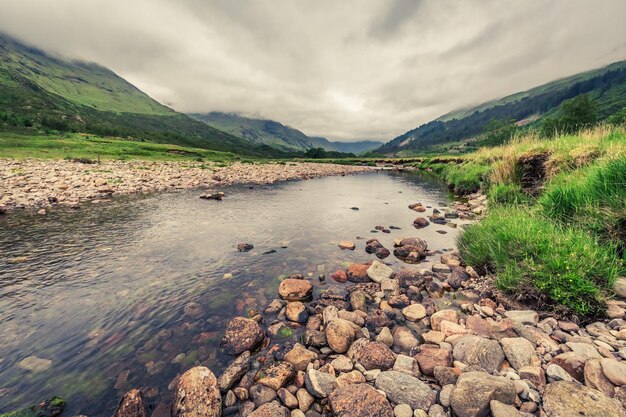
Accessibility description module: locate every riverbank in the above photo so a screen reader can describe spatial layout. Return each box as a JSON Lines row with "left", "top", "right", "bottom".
{"left": 107, "top": 199, "right": 626, "bottom": 417}
{"left": 0, "top": 159, "right": 373, "bottom": 213}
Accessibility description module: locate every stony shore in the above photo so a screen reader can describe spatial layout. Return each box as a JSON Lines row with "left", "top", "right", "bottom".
{"left": 0, "top": 159, "right": 372, "bottom": 213}
{"left": 108, "top": 199, "right": 626, "bottom": 417}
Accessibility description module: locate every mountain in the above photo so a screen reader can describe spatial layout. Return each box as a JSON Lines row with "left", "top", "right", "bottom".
{"left": 189, "top": 112, "right": 382, "bottom": 154}
{"left": 0, "top": 33, "right": 276, "bottom": 155}
{"left": 378, "top": 60, "right": 626, "bottom": 155}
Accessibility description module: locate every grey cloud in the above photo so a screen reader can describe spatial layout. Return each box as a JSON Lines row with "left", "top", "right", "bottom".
{"left": 0, "top": 0, "right": 625, "bottom": 141}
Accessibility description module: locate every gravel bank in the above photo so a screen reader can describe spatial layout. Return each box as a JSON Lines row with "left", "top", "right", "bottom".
{"left": 0, "top": 159, "right": 372, "bottom": 213}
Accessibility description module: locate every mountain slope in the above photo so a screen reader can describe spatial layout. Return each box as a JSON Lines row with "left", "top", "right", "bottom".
{"left": 0, "top": 33, "right": 275, "bottom": 155}
{"left": 189, "top": 112, "right": 381, "bottom": 154}
{"left": 379, "top": 60, "right": 626, "bottom": 155}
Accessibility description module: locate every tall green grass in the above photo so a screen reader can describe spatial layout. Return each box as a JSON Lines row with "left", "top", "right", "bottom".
{"left": 538, "top": 158, "right": 626, "bottom": 247}
{"left": 459, "top": 207, "right": 623, "bottom": 317}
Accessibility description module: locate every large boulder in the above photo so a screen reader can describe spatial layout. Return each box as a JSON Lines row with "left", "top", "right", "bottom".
{"left": 115, "top": 389, "right": 147, "bottom": 417}
{"left": 221, "top": 317, "right": 264, "bottom": 355}
{"left": 349, "top": 340, "right": 395, "bottom": 371}
{"left": 374, "top": 370, "right": 436, "bottom": 410}
{"left": 329, "top": 383, "right": 394, "bottom": 417}
{"left": 325, "top": 319, "right": 355, "bottom": 353}
{"left": 543, "top": 381, "right": 626, "bottom": 417}
{"left": 450, "top": 372, "right": 516, "bottom": 417}
{"left": 278, "top": 279, "right": 313, "bottom": 301}
{"left": 172, "top": 367, "right": 221, "bottom": 417}
{"left": 453, "top": 336, "right": 505, "bottom": 373}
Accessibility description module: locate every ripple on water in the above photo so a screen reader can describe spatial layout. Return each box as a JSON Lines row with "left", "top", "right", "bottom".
{"left": 0, "top": 171, "right": 467, "bottom": 415}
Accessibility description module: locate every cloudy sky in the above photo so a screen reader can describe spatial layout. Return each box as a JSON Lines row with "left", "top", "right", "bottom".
{"left": 1, "top": 0, "right": 626, "bottom": 141}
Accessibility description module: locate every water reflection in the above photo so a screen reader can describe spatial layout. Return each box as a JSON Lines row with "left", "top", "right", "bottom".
{"left": 0, "top": 171, "right": 460, "bottom": 415}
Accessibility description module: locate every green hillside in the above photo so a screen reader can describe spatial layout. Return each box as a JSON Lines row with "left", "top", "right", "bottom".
{"left": 378, "top": 60, "right": 626, "bottom": 155}
{"left": 190, "top": 112, "right": 381, "bottom": 154}
{"left": 0, "top": 33, "right": 276, "bottom": 156}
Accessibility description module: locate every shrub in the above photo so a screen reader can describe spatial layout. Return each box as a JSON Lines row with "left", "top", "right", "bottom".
{"left": 442, "top": 162, "right": 491, "bottom": 194}
{"left": 458, "top": 207, "right": 623, "bottom": 318}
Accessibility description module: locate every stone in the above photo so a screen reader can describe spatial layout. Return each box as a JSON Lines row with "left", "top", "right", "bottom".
{"left": 250, "top": 384, "right": 278, "bottom": 407}
{"left": 172, "top": 367, "right": 221, "bottom": 417}
{"left": 349, "top": 290, "right": 368, "bottom": 311}
{"left": 277, "top": 388, "right": 299, "bottom": 408}
{"left": 489, "top": 400, "right": 520, "bottom": 417}
{"left": 350, "top": 340, "right": 396, "bottom": 371}
{"left": 326, "top": 319, "right": 355, "bottom": 353}
{"left": 393, "top": 404, "right": 412, "bottom": 417}
{"left": 279, "top": 279, "right": 313, "bottom": 301}
{"left": 18, "top": 356, "right": 52, "bottom": 373}
{"left": 221, "top": 317, "right": 264, "bottom": 355}
{"left": 402, "top": 304, "right": 427, "bottom": 322}
{"left": 450, "top": 372, "right": 516, "bottom": 417}
{"left": 285, "top": 302, "right": 308, "bottom": 323}
{"left": 546, "top": 363, "right": 574, "bottom": 382}
{"left": 585, "top": 359, "right": 616, "bottom": 398}
{"left": 614, "top": 277, "right": 626, "bottom": 298}
{"left": 601, "top": 358, "right": 626, "bottom": 386}
{"left": 339, "top": 240, "right": 356, "bottom": 250}
{"left": 374, "top": 370, "right": 436, "bottom": 410}
{"left": 329, "top": 383, "right": 393, "bottom": 417}
{"left": 392, "top": 326, "right": 419, "bottom": 352}
{"left": 335, "top": 370, "right": 366, "bottom": 388}
{"left": 430, "top": 309, "right": 459, "bottom": 331}
{"left": 504, "top": 310, "right": 539, "bottom": 326}
{"left": 550, "top": 352, "right": 587, "bottom": 382}
{"left": 440, "top": 321, "right": 467, "bottom": 337}
{"left": 393, "top": 354, "right": 421, "bottom": 377}
{"left": 332, "top": 270, "right": 348, "bottom": 283}
{"left": 347, "top": 263, "right": 371, "bottom": 283}
{"left": 566, "top": 342, "right": 602, "bottom": 359}
{"left": 431, "top": 263, "right": 450, "bottom": 273}
{"left": 501, "top": 337, "right": 539, "bottom": 370}
{"left": 376, "top": 327, "right": 394, "bottom": 347}
{"left": 518, "top": 366, "right": 545, "bottom": 391}
{"left": 218, "top": 351, "right": 250, "bottom": 391}
{"left": 433, "top": 366, "right": 459, "bottom": 386}
{"left": 414, "top": 348, "right": 452, "bottom": 376}
{"left": 413, "top": 217, "right": 430, "bottom": 228}
{"left": 367, "top": 261, "right": 393, "bottom": 283}
{"left": 452, "top": 336, "right": 505, "bottom": 373}
{"left": 331, "top": 355, "right": 353, "bottom": 373}
{"left": 284, "top": 344, "right": 317, "bottom": 372}
{"left": 543, "top": 381, "right": 626, "bottom": 417}
{"left": 249, "top": 401, "right": 290, "bottom": 417}
{"left": 296, "top": 389, "right": 314, "bottom": 412}
{"left": 304, "top": 368, "right": 336, "bottom": 398}
{"left": 256, "top": 362, "right": 295, "bottom": 391}
{"left": 115, "top": 389, "right": 147, "bottom": 417}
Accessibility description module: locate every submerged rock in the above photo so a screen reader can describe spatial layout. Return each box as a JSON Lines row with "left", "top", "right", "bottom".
{"left": 172, "top": 367, "right": 221, "bottom": 417}
{"left": 115, "top": 389, "right": 147, "bottom": 417}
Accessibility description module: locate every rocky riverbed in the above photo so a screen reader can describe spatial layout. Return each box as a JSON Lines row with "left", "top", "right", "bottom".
{"left": 107, "top": 200, "right": 626, "bottom": 417}
{"left": 0, "top": 159, "right": 372, "bottom": 213}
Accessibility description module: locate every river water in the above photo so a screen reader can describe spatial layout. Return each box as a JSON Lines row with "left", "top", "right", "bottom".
{"left": 0, "top": 171, "right": 463, "bottom": 415}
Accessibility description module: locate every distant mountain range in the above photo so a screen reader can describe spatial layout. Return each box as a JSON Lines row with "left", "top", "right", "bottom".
{"left": 378, "top": 60, "right": 626, "bottom": 155}
{"left": 189, "top": 112, "right": 382, "bottom": 154}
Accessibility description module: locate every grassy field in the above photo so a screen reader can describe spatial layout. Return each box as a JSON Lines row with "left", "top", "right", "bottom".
{"left": 0, "top": 132, "right": 238, "bottom": 162}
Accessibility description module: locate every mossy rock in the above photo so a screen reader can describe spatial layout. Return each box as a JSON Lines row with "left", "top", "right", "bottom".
{"left": 0, "top": 396, "right": 65, "bottom": 417}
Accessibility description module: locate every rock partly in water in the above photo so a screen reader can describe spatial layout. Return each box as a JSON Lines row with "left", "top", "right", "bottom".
{"left": 172, "top": 367, "right": 221, "bottom": 417}
{"left": 278, "top": 279, "right": 313, "bottom": 301}
{"left": 221, "top": 317, "right": 264, "bottom": 355}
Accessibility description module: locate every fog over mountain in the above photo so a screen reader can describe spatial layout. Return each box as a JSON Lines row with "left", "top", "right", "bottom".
{"left": 2, "top": 0, "right": 625, "bottom": 141}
